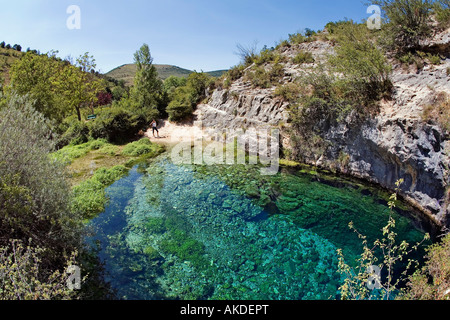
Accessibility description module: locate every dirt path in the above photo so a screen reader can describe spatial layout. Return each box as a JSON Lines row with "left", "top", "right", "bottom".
{"left": 144, "top": 119, "right": 205, "bottom": 146}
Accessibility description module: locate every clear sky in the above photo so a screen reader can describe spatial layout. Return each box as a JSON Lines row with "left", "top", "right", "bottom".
{"left": 0, "top": 0, "right": 372, "bottom": 74}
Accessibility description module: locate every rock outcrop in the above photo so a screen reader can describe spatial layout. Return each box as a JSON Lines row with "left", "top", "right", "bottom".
{"left": 195, "top": 32, "right": 450, "bottom": 230}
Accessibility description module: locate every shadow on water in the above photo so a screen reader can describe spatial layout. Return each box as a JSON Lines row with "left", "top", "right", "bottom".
{"left": 83, "top": 158, "right": 437, "bottom": 300}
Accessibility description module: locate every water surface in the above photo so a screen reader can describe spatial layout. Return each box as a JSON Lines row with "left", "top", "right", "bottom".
{"left": 86, "top": 157, "right": 431, "bottom": 300}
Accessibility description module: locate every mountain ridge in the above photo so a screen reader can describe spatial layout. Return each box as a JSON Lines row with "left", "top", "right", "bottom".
{"left": 105, "top": 63, "right": 227, "bottom": 86}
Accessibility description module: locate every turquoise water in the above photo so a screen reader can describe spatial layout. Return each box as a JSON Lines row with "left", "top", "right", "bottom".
{"left": 86, "top": 156, "right": 432, "bottom": 300}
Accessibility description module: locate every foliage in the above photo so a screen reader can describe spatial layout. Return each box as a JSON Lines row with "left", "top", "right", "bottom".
{"left": 399, "top": 233, "right": 450, "bottom": 300}
{"left": 0, "top": 240, "right": 77, "bottom": 300}
{"left": 88, "top": 104, "right": 146, "bottom": 143}
{"left": 8, "top": 51, "right": 105, "bottom": 123}
{"left": 0, "top": 95, "right": 81, "bottom": 244}
{"left": 274, "top": 82, "right": 302, "bottom": 102}
{"left": 373, "top": 0, "right": 434, "bottom": 52}
{"left": 166, "top": 86, "right": 196, "bottom": 122}
{"left": 8, "top": 52, "right": 68, "bottom": 122}
{"left": 166, "top": 72, "right": 214, "bottom": 122}
{"left": 337, "top": 180, "right": 430, "bottom": 300}
{"left": 70, "top": 165, "right": 128, "bottom": 219}
{"left": 245, "top": 63, "right": 284, "bottom": 89}
{"left": 328, "top": 22, "right": 392, "bottom": 101}
{"left": 129, "top": 44, "right": 163, "bottom": 119}
{"left": 433, "top": 0, "right": 450, "bottom": 28}
{"left": 292, "top": 51, "right": 315, "bottom": 65}
{"left": 0, "top": 95, "right": 83, "bottom": 290}
{"left": 164, "top": 76, "right": 187, "bottom": 97}
{"left": 121, "top": 138, "right": 164, "bottom": 157}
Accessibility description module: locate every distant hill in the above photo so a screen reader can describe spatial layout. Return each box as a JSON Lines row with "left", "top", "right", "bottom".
{"left": 105, "top": 64, "right": 227, "bottom": 87}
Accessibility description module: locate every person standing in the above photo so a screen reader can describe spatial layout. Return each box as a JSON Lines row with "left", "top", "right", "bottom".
{"left": 151, "top": 119, "right": 160, "bottom": 138}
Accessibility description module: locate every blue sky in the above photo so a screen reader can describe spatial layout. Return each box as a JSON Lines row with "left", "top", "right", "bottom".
{"left": 0, "top": 0, "right": 371, "bottom": 73}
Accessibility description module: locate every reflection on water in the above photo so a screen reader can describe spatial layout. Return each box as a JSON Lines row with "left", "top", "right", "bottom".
{"left": 86, "top": 157, "right": 431, "bottom": 300}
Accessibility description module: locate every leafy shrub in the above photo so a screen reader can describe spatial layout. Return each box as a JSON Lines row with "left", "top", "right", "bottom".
{"left": 97, "top": 144, "right": 120, "bottom": 156}
{"left": 0, "top": 94, "right": 82, "bottom": 272}
{"left": 328, "top": 21, "right": 393, "bottom": 102}
{"left": 52, "top": 141, "right": 93, "bottom": 164}
{"left": 88, "top": 105, "right": 146, "bottom": 143}
{"left": 166, "top": 86, "right": 196, "bottom": 122}
{"left": 0, "top": 240, "right": 77, "bottom": 300}
{"left": 121, "top": 138, "right": 163, "bottom": 157}
{"left": 373, "top": 0, "right": 434, "bottom": 52}
{"left": 325, "top": 20, "right": 354, "bottom": 34}
{"left": 288, "top": 33, "right": 306, "bottom": 44}
{"left": 292, "top": 51, "right": 315, "bottom": 65}
{"left": 274, "top": 82, "right": 302, "bottom": 102}
{"left": 245, "top": 63, "right": 285, "bottom": 89}
{"left": 400, "top": 233, "right": 450, "bottom": 300}
{"left": 433, "top": 0, "right": 450, "bottom": 29}
{"left": 254, "top": 48, "right": 276, "bottom": 66}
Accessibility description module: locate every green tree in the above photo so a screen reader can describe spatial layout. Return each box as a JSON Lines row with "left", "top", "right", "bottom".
{"left": 8, "top": 51, "right": 68, "bottom": 121}
{"left": 54, "top": 53, "right": 104, "bottom": 121}
{"left": 166, "top": 86, "right": 195, "bottom": 122}
{"left": 130, "top": 44, "right": 163, "bottom": 121}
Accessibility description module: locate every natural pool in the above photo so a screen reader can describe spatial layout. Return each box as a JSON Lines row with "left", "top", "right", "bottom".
{"left": 85, "top": 154, "right": 434, "bottom": 300}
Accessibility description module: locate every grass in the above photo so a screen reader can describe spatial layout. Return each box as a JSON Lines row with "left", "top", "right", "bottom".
{"left": 53, "top": 138, "right": 165, "bottom": 186}
{"left": 58, "top": 138, "right": 166, "bottom": 220}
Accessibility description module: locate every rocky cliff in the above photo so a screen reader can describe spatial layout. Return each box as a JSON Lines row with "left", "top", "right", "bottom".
{"left": 195, "top": 29, "right": 450, "bottom": 230}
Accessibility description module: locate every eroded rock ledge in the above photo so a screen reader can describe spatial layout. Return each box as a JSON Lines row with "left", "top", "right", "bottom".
{"left": 195, "top": 35, "right": 449, "bottom": 230}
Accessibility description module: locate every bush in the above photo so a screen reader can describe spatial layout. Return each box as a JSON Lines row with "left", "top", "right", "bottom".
{"left": 0, "top": 94, "right": 82, "bottom": 271}
{"left": 292, "top": 51, "right": 315, "bottom": 65}
{"left": 373, "top": 0, "right": 434, "bottom": 51}
{"left": 0, "top": 240, "right": 77, "bottom": 300}
{"left": 288, "top": 33, "right": 306, "bottom": 44}
{"left": 433, "top": 0, "right": 450, "bottom": 29}
{"left": 57, "top": 116, "right": 90, "bottom": 147}
{"left": 121, "top": 138, "right": 163, "bottom": 157}
{"left": 88, "top": 105, "right": 146, "bottom": 143}
{"left": 400, "top": 233, "right": 450, "bottom": 300}
{"left": 328, "top": 21, "right": 393, "bottom": 102}
{"left": 274, "top": 82, "right": 302, "bottom": 102}
{"left": 166, "top": 86, "right": 196, "bottom": 122}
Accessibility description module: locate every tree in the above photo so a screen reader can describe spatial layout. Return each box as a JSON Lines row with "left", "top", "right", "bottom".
{"left": 12, "top": 44, "right": 22, "bottom": 52}
{"left": 373, "top": 0, "right": 434, "bottom": 51}
{"left": 8, "top": 51, "right": 69, "bottom": 121}
{"left": 0, "top": 42, "right": 5, "bottom": 49}
{"left": 130, "top": 44, "right": 163, "bottom": 121}
{"left": 53, "top": 53, "right": 105, "bottom": 121}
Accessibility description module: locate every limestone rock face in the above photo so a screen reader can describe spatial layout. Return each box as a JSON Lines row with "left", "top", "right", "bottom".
{"left": 195, "top": 32, "right": 450, "bottom": 228}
